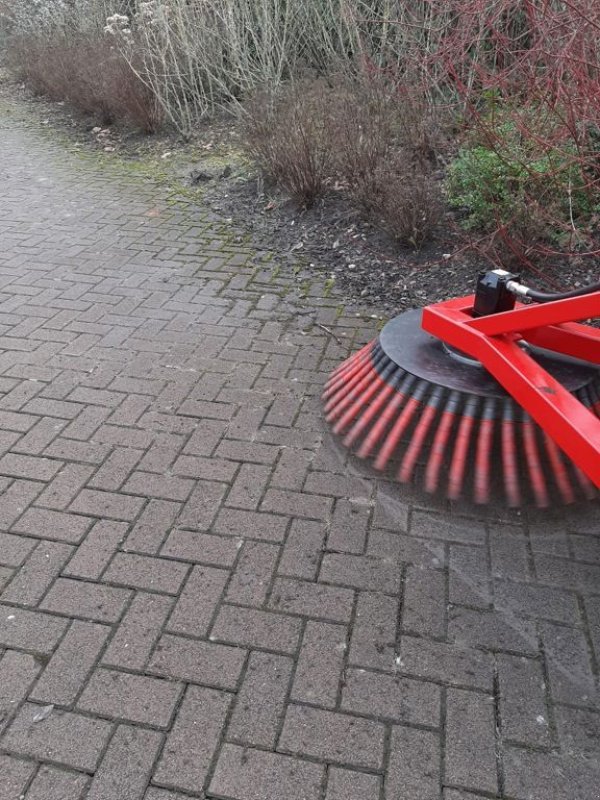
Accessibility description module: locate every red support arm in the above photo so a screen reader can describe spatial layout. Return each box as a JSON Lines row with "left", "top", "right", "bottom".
{"left": 422, "top": 292, "right": 600, "bottom": 488}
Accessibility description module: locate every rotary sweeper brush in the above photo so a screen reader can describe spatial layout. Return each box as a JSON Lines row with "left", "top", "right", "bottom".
{"left": 323, "top": 270, "right": 600, "bottom": 507}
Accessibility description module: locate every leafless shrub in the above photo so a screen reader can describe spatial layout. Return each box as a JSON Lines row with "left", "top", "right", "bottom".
{"left": 7, "top": 33, "right": 162, "bottom": 132}
{"left": 242, "top": 83, "right": 336, "bottom": 207}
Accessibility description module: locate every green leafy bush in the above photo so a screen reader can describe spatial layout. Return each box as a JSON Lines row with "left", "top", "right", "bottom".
{"left": 446, "top": 119, "right": 597, "bottom": 242}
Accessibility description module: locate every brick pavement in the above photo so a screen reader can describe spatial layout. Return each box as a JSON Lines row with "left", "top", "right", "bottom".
{"left": 0, "top": 99, "right": 599, "bottom": 800}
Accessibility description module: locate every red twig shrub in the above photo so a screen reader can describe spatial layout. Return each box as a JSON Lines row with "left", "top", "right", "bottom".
{"left": 426, "top": 0, "right": 600, "bottom": 270}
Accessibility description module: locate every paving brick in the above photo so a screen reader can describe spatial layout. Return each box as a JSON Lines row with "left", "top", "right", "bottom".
{"left": 349, "top": 591, "right": 398, "bottom": 671}
{"left": 503, "top": 747, "right": 600, "bottom": 800}
{"left": 326, "top": 499, "right": 370, "bottom": 554}
{"left": 183, "top": 418, "right": 228, "bottom": 456}
{"left": 30, "top": 621, "right": 110, "bottom": 706}
{"left": 227, "top": 651, "right": 293, "bottom": 748}
{"left": 540, "top": 621, "right": 598, "bottom": 707}
{"left": 24, "top": 765, "right": 89, "bottom": 800}
{"left": 0, "top": 651, "right": 40, "bottom": 733}
{"left": 585, "top": 595, "right": 600, "bottom": 663}
{"left": 153, "top": 685, "right": 230, "bottom": 793}
{"left": 172, "top": 453, "right": 237, "bottom": 482}
{"left": 0, "top": 755, "right": 36, "bottom": 798}
{"left": 63, "top": 520, "right": 128, "bottom": 579}
{"left": 177, "top": 480, "right": 228, "bottom": 529}
{"left": 1, "top": 540, "right": 73, "bottom": 606}
{"left": 402, "top": 565, "right": 446, "bottom": 638}
{"left": 78, "top": 668, "right": 181, "bottom": 728}
{"left": 0, "top": 452, "right": 63, "bottom": 482}
{"left": 226, "top": 541, "right": 279, "bottom": 606}
{"left": 0, "top": 480, "right": 43, "bottom": 529}
{"left": 326, "top": 767, "right": 380, "bottom": 800}
{"left": 145, "top": 790, "right": 190, "bottom": 800}
{"left": 445, "top": 688, "right": 498, "bottom": 795}
{"left": 103, "top": 592, "right": 173, "bottom": 670}
{"left": 0, "top": 605, "right": 67, "bottom": 655}
{"left": 87, "top": 725, "right": 163, "bottom": 800}
{"left": 12, "top": 417, "right": 67, "bottom": 456}
{"left": 269, "top": 577, "right": 354, "bottom": 623}
{"left": 448, "top": 606, "right": 537, "bottom": 655}
{"left": 489, "top": 524, "right": 530, "bottom": 581}
{"left": 103, "top": 552, "right": 188, "bottom": 594}
{"left": 209, "top": 744, "right": 324, "bottom": 800}
{"left": 271, "top": 448, "right": 312, "bottom": 490}
{"left": 493, "top": 579, "right": 580, "bottom": 624}
{"left": 12, "top": 506, "right": 92, "bottom": 545}
{"left": 533, "top": 552, "right": 600, "bottom": 595}
{"left": 386, "top": 726, "right": 440, "bottom": 800}
{"left": 555, "top": 705, "right": 600, "bottom": 756}
{"left": 3, "top": 704, "right": 112, "bottom": 772}
{"left": 280, "top": 705, "right": 384, "bottom": 769}
{"left": 41, "top": 578, "right": 131, "bottom": 623}
{"left": 400, "top": 636, "right": 494, "bottom": 690}
{"left": 411, "top": 511, "right": 487, "bottom": 545}
{"left": 69, "top": 489, "right": 145, "bottom": 521}
{"left": 342, "top": 667, "right": 441, "bottom": 726}
{"left": 449, "top": 545, "right": 492, "bottom": 608}
{"left": 0, "top": 532, "right": 37, "bottom": 567}
{"left": 148, "top": 633, "right": 245, "bottom": 690}
{"left": 34, "top": 463, "right": 95, "bottom": 510}
{"left": 162, "top": 563, "right": 224, "bottom": 634}
{"left": 320, "top": 553, "right": 400, "bottom": 594}
{"left": 226, "top": 463, "right": 271, "bottom": 510}
{"left": 213, "top": 507, "right": 289, "bottom": 542}
{"left": 291, "top": 621, "right": 346, "bottom": 708}
{"left": 211, "top": 605, "right": 301, "bottom": 654}
{"left": 87, "top": 448, "right": 143, "bottom": 491}
{"left": 44, "top": 437, "right": 112, "bottom": 464}
{"left": 497, "top": 654, "right": 551, "bottom": 747}
{"left": 161, "top": 529, "right": 240, "bottom": 566}
{"left": 61, "top": 405, "right": 111, "bottom": 440}
{"left": 278, "top": 519, "right": 325, "bottom": 579}
{"left": 261, "top": 488, "right": 332, "bottom": 520}
{"left": 122, "top": 471, "right": 194, "bottom": 502}
{"left": 125, "top": 499, "right": 181, "bottom": 555}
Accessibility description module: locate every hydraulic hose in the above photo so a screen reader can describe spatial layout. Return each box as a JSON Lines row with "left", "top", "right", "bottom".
{"left": 506, "top": 279, "right": 600, "bottom": 303}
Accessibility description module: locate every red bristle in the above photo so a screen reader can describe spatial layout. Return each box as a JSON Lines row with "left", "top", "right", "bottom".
{"left": 329, "top": 341, "right": 372, "bottom": 379}
{"left": 333, "top": 373, "right": 386, "bottom": 434}
{"left": 501, "top": 401, "right": 521, "bottom": 508}
{"left": 447, "top": 396, "right": 478, "bottom": 501}
{"left": 356, "top": 374, "right": 415, "bottom": 459}
{"left": 325, "top": 345, "right": 372, "bottom": 388}
{"left": 398, "top": 387, "right": 444, "bottom": 483}
{"left": 325, "top": 355, "right": 386, "bottom": 423}
{"left": 374, "top": 381, "right": 427, "bottom": 471}
{"left": 323, "top": 353, "right": 380, "bottom": 413}
{"left": 424, "top": 401, "right": 457, "bottom": 494}
{"left": 343, "top": 374, "right": 401, "bottom": 447}
{"left": 333, "top": 362, "right": 398, "bottom": 435}
{"left": 322, "top": 349, "right": 373, "bottom": 401}
{"left": 521, "top": 415, "right": 549, "bottom": 508}
{"left": 543, "top": 432, "right": 575, "bottom": 504}
{"left": 473, "top": 398, "right": 496, "bottom": 505}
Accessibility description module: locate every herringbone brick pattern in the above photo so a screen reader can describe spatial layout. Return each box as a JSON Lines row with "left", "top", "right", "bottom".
{"left": 0, "top": 99, "right": 598, "bottom": 800}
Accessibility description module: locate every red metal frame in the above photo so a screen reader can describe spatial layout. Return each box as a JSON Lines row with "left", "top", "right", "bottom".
{"left": 421, "top": 291, "right": 600, "bottom": 488}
